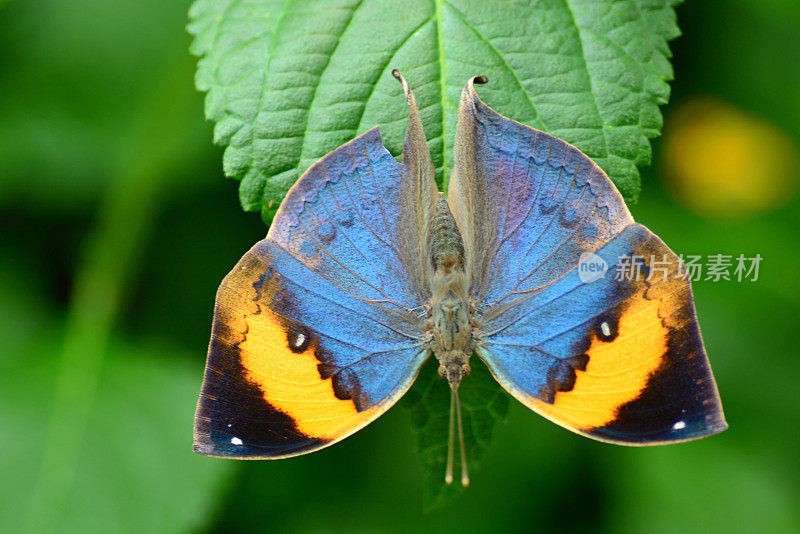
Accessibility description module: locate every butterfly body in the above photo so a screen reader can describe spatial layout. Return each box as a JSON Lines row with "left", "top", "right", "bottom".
{"left": 194, "top": 71, "right": 726, "bottom": 470}
{"left": 429, "top": 194, "right": 473, "bottom": 386}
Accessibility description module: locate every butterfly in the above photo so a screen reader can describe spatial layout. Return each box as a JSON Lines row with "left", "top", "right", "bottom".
{"left": 193, "top": 70, "right": 726, "bottom": 486}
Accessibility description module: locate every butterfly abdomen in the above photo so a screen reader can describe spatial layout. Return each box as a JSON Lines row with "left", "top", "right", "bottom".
{"left": 430, "top": 195, "right": 465, "bottom": 274}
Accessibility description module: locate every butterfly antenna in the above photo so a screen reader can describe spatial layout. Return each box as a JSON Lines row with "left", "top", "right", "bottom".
{"left": 445, "top": 386, "right": 456, "bottom": 485}
{"left": 454, "top": 386, "right": 470, "bottom": 487}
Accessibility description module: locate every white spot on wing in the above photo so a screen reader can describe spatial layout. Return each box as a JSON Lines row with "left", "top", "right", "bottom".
{"left": 672, "top": 420, "right": 686, "bottom": 431}
{"left": 600, "top": 321, "right": 611, "bottom": 337}
{"left": 230, "top": 437, "right": 243, "bottom": 445}
{"left": 293, "top": 333, "right": 306, "bottom": 348}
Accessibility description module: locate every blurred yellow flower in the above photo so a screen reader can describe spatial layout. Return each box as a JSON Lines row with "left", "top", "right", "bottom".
{"left": 661, "top": 98, "right": 798, "bottom": 218}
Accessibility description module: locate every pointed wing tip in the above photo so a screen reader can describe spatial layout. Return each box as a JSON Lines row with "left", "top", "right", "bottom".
{"left": 192, "top": 439, "right": 263, "bottom": 460}
{"left": 709, "top": 419, "right": 729, "bottom": 436}
{"left": 588, "top": 405, "right": 729, "bottom": 446}
{"left": 672, "top": 414, "right": 729, "bottom": 443}
{"left": 703, "top": 402, "right": 729, "bottom": 437}
{"left": 465, "top": 75, "right": 489, "bottom": 96}
{"left": 391, "top": 68, "right": 413, "bottom": 104}
{"left": 192, "top": 431, "right": 324, "bottom": 459}
{"left": 676, "top": 402, "right": 729, "bottom": 442}
{"left": 192, "top": 433, "right": 231, "bottom": 458}
{"left": 192, "top": 439, "right": 213, "bottom": 456}
{"left": 364, "top": 124, "right": 382, "bottom": 141}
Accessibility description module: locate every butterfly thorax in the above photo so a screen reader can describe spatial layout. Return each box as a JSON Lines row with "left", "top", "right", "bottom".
{"left": 429, "top": 195, "right": 472, "bottom": 388}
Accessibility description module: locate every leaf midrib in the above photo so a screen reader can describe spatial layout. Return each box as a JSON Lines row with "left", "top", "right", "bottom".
{"left": 443, "top": 0, "right": 550, "bottom": 132}
{"left": 435, "top": 0, "right": 448, "bottom": 186}
{"left": 562, "top": 0, "right": 612, "bottom": 160}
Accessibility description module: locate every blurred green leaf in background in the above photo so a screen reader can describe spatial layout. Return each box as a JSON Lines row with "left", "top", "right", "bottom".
{"left": 1, "top": 0, "right": 799, "bottom": 533}
{"left": 0, "top": 1, "right": 241, "bottom": 532}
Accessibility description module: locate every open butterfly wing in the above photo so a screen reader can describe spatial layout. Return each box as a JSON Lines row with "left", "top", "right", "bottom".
{"left": 449, "top": 79, "right": 726, "bottom": 444}
{"left": 194, "top": 117, "right": 437, "bottom": 458}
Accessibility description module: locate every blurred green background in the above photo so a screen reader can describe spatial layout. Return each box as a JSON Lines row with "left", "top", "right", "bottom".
{"left": 1, "top": 0, "right": 799, "bottom": 533}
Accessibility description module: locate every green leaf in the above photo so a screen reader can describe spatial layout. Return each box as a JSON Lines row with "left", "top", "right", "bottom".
{"left": 0, "top": 3, "right": 232, "bottom": 531}
{"left": 188, "top": 0, "right": 680, "bottom": 220}
{"left": 0, "top": 255, "right": 233, "bottom": 534}
{"left": 0, "top": 0, "right": 210, "bottom": 212}
{"left": 0, "top": 337, "right": 233, "bottom": 534}
{"left": 403, "top": 359, "right": 509, "bottom": 509}
{"left": 187, "top": 0, "right": 681, "bottom": 504}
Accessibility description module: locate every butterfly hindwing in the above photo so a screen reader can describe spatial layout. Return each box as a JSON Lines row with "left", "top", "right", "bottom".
{"left": 477, "top": 225, "right": 726, "bottom": 443}
{"left": 450, "top": 78, "right": 726, "bottom": 444}
{"left": 194, "top": 125, "right": 435, "bottom": 458}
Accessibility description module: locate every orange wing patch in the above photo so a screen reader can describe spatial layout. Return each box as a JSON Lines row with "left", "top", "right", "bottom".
{"left": 535, "top": 292, "right": 667, "bottom": 430}
{"left": 194, "top": 244, "right": 422, "bottom": 459}
{"left": 494, "top": 226, "right": 726, "bottom": 445}
{"left": 232, "top": 298, "right": 380, "bottom": 440}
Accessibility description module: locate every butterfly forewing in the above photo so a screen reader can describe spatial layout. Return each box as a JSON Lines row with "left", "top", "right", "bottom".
{"left": 194, "top": 126, "right": 435, "bottom": 458}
